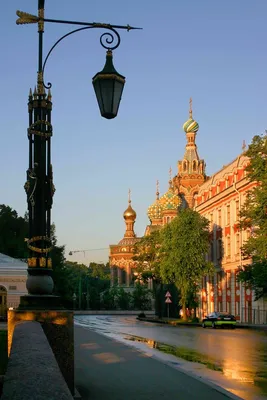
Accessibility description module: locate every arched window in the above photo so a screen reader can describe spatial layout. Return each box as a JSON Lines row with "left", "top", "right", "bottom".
{"left": 192, "top": 192, "right": 198, "bottom": 207}
{"left": 121, "top": 268, "right": 127, "bottom": 285}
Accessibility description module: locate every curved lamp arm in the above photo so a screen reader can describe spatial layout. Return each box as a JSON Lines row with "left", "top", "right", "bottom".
{"left": 42, "top": 25, "right": 121, "bottom": 89}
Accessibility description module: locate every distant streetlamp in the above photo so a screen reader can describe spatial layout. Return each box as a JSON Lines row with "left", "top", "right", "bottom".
{"left": 16, "top": 1, "right": 140, "bottom": 309}
{"left": 72, "top": 293, "right": 77, "bottom": 310}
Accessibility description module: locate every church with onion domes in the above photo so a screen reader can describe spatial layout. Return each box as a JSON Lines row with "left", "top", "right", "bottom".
{"left": 109, "top": 99, "right": 267, "bottom": 323}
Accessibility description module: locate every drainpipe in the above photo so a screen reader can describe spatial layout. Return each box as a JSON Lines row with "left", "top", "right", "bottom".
{"left": 233, "top": 181, "right": 243, "bottom": 322}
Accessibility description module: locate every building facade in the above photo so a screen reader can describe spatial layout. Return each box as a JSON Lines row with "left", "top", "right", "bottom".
{"left": 109, "top": 100, "right": 267, "bottom": 322}
{"left": 0, "top": 253, "right": 27, "bottom": 318}
{"left": 193, "top": 154, "right": 262, "bottom": 323}
{"left": 109, "top": 191, "right": 141, "bottom": 288}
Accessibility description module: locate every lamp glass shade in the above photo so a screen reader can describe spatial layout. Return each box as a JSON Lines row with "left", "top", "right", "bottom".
{"left": 93, "top": 50, "right": 125, "bottom": 119}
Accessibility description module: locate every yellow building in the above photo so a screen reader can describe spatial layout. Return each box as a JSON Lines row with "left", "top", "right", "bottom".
{"left": 109, "top": 100, "right": 267, "bottom": 322}
{"left": 0, "top": 253, "right": 27, "bottom": 318}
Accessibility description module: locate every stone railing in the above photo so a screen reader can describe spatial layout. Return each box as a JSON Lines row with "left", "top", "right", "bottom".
{"left": 1, "top": 321, "right": 73, "bottom": 400}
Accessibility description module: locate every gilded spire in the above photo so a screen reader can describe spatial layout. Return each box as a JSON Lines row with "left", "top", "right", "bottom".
{"left": 123, "top": 189, "right": 136, "bottom": 221}
{"left": 242, "top": 140, "right": 246, "bottom": 153}
{"left": 33, "top": 86, "right": 37, "bottom": 99}
{"left": 123, "top": 189, "right": 136, "bottom": 237}
{"left": 47, "top": 89, "right": 52, "bottom": 101}
{"left": 156, "top": 179, "right": 159, "bottom": 200}
{"left": 189, "top": 97, "right": 193, "bottom": 119}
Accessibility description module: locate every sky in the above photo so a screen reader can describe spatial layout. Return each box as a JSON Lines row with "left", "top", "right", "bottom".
{"left": 1, "top": 0, "right": 267, "bottom": 266}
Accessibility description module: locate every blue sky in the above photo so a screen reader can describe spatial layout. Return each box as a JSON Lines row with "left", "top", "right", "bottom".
{"left": 1, "top": 1, "right": 267, "bottom": 265}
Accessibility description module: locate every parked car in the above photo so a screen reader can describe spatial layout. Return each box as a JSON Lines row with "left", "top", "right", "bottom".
{"left": 202, "top": 312, "right": 236, "bottom": 329}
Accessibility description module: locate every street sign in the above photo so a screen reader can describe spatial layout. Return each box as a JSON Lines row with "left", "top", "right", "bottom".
{"left": 165, "top": 291, "right": 171, "bottom": 298}
{"left": 165, "top": 297, "right": 172, "bottom": 303}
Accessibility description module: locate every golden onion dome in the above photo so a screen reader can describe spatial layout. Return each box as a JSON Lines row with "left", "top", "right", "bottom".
{"left": 123, "top": 201, "right": 136, "bottom": 221}
{"left": 159, "top": 181, "right": 181, "bottom": 212}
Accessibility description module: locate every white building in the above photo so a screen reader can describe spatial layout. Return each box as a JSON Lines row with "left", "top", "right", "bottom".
{"left": 0, "top": 253, "right": 27, "bottom": 318}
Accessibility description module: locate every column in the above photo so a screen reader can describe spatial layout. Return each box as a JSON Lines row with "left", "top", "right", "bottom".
{"left": 117, "top": 268, "right": 122, "bottom": 287}
{"left": 126, "top": 264, "right": 130, "bottom": 287}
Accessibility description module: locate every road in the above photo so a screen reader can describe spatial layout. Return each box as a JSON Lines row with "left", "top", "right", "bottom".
{"left": 74, "top": 315, "right": 267, "bottom": 400}
{"left": 75, "top": 323, "right": 240, "bottom": 400}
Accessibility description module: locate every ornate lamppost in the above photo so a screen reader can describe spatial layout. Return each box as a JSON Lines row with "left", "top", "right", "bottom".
{"left": 17, "top": 1, "right": 140, "bottom": 309}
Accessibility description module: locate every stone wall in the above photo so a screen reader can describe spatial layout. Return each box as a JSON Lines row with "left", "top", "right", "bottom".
{"left": 1, "top": 321, "right": 73, "bottom": 400}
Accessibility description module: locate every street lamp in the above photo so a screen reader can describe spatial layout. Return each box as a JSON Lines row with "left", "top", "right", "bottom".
{"left": 72, "top": 293, "right": 77, "bottom": 310}
{"left": 17, "top": 1, "right": 140, "bottom": 309}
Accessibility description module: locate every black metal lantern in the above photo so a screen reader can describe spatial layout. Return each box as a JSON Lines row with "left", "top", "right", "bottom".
{"left": 93, "top": 50, "right": 125, "bottom": 119}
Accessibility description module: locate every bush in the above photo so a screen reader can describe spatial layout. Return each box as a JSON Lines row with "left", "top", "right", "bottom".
{"left": 117, "top": 288, "right": 131, "bottom": 310}
{"left": 132, "top": 283, "right": 152, "bottom": 310}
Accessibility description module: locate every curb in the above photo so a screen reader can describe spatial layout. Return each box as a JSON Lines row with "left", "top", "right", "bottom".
{"left": 137, "top": 317, "right": 267, "bottom": 330}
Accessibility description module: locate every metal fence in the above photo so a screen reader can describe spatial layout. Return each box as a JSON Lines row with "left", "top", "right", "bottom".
{"left": 241, "top": 308, "right": 267, "bottom": 325}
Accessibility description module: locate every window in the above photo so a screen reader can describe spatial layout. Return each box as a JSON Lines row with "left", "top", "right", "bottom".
{"left": 236, "top": 233, "right": 240, "bottom": 254}
{"left": 226, "top": 271, "right": 231, "bottom": 288}
{"left": 210, "top": 241, "right": 214, "bottom": 261}
{"left": 227, "top": 237, "right": 231, "bottom": 257}
{"left": 218, "top": 209, "right": 222, "bottom": 226}
{"left": 236, "top": 199, "right": 240, "bottom": 220}
{"left": 226, "top": 205, "right": 230, "bottom": 225}
{"left": 217, "top": 239, "right": 222, "bottom": 260}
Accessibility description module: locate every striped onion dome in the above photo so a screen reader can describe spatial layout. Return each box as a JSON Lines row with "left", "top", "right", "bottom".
{"left": 183, "top": 118, "right": 199, "bottom": 133}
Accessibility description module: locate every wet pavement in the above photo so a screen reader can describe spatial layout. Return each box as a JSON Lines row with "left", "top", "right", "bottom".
{"left": 75, "top": 315, "right": 267, "bottom": 400}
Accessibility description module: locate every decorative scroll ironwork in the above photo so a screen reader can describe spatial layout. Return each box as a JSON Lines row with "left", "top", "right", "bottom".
{"left": 28, "top": 120, "right": 53, "bottom": 139}
{"left": 27, "top": 236, "right": 53, "bottom": 254}
{"left": 42, "top": 25, "right": 121, "bottom": 89}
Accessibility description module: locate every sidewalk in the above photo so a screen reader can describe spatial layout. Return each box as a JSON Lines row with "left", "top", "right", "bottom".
{"left": 74, "top": 325, "right": 240, "bottom": 400}
{"left": 138, "top": 317, "right": 267, "bottom": 330}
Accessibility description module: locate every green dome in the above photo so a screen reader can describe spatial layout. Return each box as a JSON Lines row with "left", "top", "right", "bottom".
{"left": 159, "top": 184, "right": 181, "bottom": 212}
{"left": 183, "top": 118, "right": 199, "bottom": 133}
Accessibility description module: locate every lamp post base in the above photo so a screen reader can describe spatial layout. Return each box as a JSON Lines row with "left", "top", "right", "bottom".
{"left": 18, "top": 295, "right": 64, "bottom": 310}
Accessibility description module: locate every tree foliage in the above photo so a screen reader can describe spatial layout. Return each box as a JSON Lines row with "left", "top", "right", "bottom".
{"left": 88, "top": 262, "right": 110, "bottom": 281}
{"left": 238, "top": 133, "right": 267, "bottom": 299}
{"left": 159, "top": 208, "right": 213, "bottom": 319}
{"left": 133, "top": 230, "right": 162, "bottom": 283}
{"left": 0, "top": 205, "right": 28, "bottom": 259}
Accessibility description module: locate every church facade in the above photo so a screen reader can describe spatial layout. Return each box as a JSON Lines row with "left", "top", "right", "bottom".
{"left": 109, "top": 100, "right": 267, "bottom": 323}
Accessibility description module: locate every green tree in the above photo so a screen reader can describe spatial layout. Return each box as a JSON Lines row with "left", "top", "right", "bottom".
{"left": 101, "top": 287, "right": 118, "bottom": 310}
{"left": 133, "top": 230, "right": 162, "bottom": 282}
{"left": 238, "top": 133, "right": 267, "bottom": 299}
{"left": 88, "top": 262, "right": 110, "bottom": 281}
{"left": 132, "top": 283, "right": 152, "bottom": 310}
{"left": 117, "top": 287, "right": 131, "bottom": 310}
{"left": 0, "top": 204, "right": 28, "bottom": 259}
{"left": 160, "top": 209, "right": 213, "bottom": 320}
{"left": 133, "top": 230, "right": 165, "bottom": 316}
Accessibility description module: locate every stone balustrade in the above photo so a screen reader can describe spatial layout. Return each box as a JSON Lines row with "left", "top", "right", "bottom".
{"left": 1, "top": 321, "right": 73, "bottom": 400}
